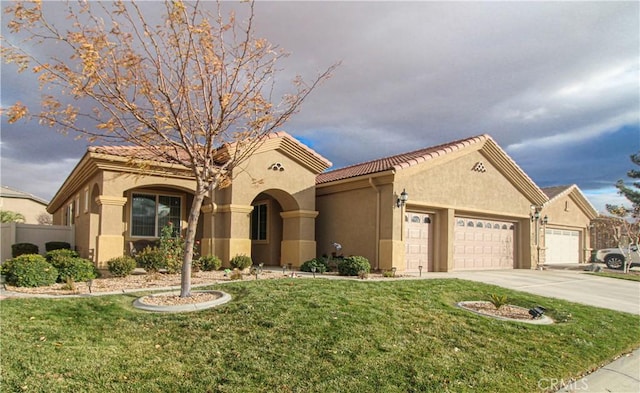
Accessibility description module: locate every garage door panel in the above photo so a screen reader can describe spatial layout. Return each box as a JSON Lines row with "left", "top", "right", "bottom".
{"left": 405, "top": 213, "right": 432, "bottom": 271}
{"left": 545, "top": 229, "right": 579, "bottom": 264}
{"left": 454, "top": 217, "right": 515, "bottom": 270}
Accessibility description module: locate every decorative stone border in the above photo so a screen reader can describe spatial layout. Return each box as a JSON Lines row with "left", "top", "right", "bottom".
{"left": 133, "top": 290, "right": 232, "bottom": 313}
{"left": 457, "top": 301, "right": 554, "bottom": 325}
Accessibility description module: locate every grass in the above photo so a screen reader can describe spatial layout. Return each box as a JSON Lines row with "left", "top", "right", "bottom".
{"left": 587, "top": 271, "right": 640, "bottom": 282}
{"left": 1, "top": 278, "right": 639, "bottom": 392}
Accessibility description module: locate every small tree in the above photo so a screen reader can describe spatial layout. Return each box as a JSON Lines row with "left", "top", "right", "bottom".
{"left": 0, "top": 211, "right": 26, "bottom": 223}
{"left": 606, "top": 151, "right": 640, "bottom": 273}
{"left": 3, "top": 0, "right": 337, "bottom": 297}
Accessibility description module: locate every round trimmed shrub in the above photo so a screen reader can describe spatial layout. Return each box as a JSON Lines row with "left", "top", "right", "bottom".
{"left": 48, "top": 255, "right": 97, "bottom": 283}
{"left": 135, "top": 246, "right": 165, "bottom": 272}
{"left": 107, "top": 256, "right": 136, "bottom": 277}
{"left": 230, "top": 254, "right": 252, "bottom": 270}
{"left": 197, "top": 255, "right": 222, "bottom": 271}
{"left": 300, "top": 257, "right": 328, "bottom": 273}
{"left": 11, "top": 243, "right": 39, "bottom": 258}
{"left": 4, "top": 254, "right": 58, "bottom": 287}
{"left": 46, "top": 248, "right": 79, "bottom": 263}
{"left": 337, "top": 256, "right": 371, "bottom": 276}
{"left": 45, "top": 242, "right": 71, "bottom": 252}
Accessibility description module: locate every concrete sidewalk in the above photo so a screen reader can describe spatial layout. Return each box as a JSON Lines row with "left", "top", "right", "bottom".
{"left": 556, "top": 347, "right": 640, "bottom": 393}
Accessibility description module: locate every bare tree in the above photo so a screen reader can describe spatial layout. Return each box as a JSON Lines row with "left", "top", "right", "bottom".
{"left": 37, "top": 212, "right": 53, "bottom": 225}
{"left": 2, "top": 0, "right": 337, "bottom": 296}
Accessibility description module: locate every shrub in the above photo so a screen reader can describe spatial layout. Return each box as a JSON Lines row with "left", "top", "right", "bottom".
{"left": 337, "top": 256, "right": 371, "bottom": 276}
{"left": 197, "top": 255, "right": 222, "bottom": 271}
{"left": 135, "top": 246, "right": 165, "bottom": 272}
{"left": 49, "top": 255, "right": 97, "bottom": 283}
{"left": 11, "top": 243, "right": 38, "bottom": 258}
{"left": 45, "top": 242, "right": 71, "bottom": 252}
{"left": 230, "top": 254, "right": 252, "bottom": 270}
{"left": 300, "top": 257, "right": 328, "bottom": 274}
{"left": 4, "top": 254, "right": 58, "bottom": 287}
{"left": 46, "top": 248, "right": 79, "bottom": 263}
{"left": 107, "top": 256, "right": 136, "bottom": 277}
{"left": 488, "top": 293, "right": 509, "bottom": 310}
{"left": 158, "top": 222, "right": 184, "bottom": 274}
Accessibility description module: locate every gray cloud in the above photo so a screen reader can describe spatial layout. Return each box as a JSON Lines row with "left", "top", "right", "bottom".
{"left": 1, "top": 1, "right": 638, "bottom": 213}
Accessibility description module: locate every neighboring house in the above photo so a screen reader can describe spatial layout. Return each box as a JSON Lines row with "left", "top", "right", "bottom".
{"left": 47, "top": 132, "right": 596, "bottom": 272}
{"left": 0, "top": 185, "right": 50, "bottom": 224}
{"left": 540, "top": 185, "right": 598, "bottom": 264}
{"left": 47, "top": 132, "right": 331, "bottom": 268}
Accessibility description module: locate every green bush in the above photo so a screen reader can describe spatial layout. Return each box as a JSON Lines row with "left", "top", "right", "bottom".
{"left": 11, "top": 243, "right": 39, "bottom": 258}
{"left": 230, "top": 254, "right": 252, "bottom": 270}
{"left": 488, "top": 293, "right": 509, "bottom": 310}
{"left": 300, "top": 257, "right": 328, "bottom": 273}
{"left": 45, "top": 242, "right": 71, "bottom": 252}
{"left": 197, "top": 255, "right": 222, "bottom": 271}
{"left": 4, "top": 254, "right": 58, "bottom": 287}
{"left": 135, "top": 246, "right": 165, "bottom": 272}
{"left": 48, "top": 255, "right": 97, "bottom": 283}
{"left": 46, "top": 248, "right": 79, "bottom": 263}
{"left": 107, "top": 256, "right": 136, "bottom": 277}
{"left": 337, "top": 256, "right": 371, "bottom": 276}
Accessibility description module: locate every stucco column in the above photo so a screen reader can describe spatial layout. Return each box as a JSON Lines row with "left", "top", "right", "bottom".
{"left": 280, "top": 210, "right": 318, "bottom": 268}
{"left": 216, "top": 204, "right": 253, "bottom": 266}
{"left": 518, "top": 217, "right": 535, "bottom": 269}
{"left": 434, "top": 208, "right": 455, "bottom": 272}
{"left": 95, "top": 195, "right": 127, "bottom": 268}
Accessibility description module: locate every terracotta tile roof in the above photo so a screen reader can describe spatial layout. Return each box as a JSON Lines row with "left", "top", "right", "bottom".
{"left": 316, "top": 134, "right": 489, "bottom": 184}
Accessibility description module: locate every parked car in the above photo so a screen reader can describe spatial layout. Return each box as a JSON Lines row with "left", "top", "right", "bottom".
{"left": 595, "top": 245, "right": 640, "bottom": 270}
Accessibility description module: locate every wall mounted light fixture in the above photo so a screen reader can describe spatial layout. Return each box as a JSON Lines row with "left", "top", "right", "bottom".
{"left": 396, "top": 189, "right": 409, "bottom": 208}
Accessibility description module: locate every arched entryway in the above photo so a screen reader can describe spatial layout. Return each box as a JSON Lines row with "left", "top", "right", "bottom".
{"left": 249, "top": 188, "right": 316, "bottom": 268}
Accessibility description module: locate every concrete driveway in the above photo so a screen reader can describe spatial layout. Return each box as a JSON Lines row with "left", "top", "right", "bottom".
{"left": 444, "top": 269, "right": 640, "bottom": 315}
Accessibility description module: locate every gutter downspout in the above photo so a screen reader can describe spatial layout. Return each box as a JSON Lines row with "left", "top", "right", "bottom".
{"left": 369, "top": 177, "right": 381, "bottom": 271}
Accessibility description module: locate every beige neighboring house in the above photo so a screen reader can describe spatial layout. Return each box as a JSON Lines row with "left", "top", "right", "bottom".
{"left": 47, "top": 132, "right": 331, "bottom": 268}
{"left": 0, "top": 185, "right": 50, "bottom": 224}
{"left": 539, "top": 185, "right": 598, "bottom": 265}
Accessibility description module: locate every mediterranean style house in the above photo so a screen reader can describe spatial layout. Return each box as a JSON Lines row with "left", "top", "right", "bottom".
{"left": 47, "top": 133, "right": 597, "bottom": 272}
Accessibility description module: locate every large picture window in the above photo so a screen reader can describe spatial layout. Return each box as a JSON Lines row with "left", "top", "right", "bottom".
{"left": 131, "top": 193, "right": 181, "bottom": 237}
{"left": 251, "top": 203, "right": 268, "bottom": 241}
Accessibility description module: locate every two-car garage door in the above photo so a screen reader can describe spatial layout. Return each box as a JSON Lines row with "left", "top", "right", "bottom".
{"left": 453, "top": 217, "right": 515, "bottom": 270}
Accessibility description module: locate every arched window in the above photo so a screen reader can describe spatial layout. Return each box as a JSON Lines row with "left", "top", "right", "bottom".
{"left": 411, "top": 215, "right": 421, "bottom": 223}
{"left": 467, "top": 221, "right": 474, "bottom": 227}
{"left": 424, "top": 217, "right": 431, "bottom": 224}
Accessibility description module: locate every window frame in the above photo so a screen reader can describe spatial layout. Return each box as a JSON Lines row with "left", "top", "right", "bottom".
{"left": 130, "top": 191, "right": 183, "bottom": 238}
{"left": 250, "top": 200, "right": 269, "bottom": 243}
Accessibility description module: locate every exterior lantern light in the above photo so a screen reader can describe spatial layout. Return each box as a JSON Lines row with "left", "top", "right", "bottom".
{"left": 530, "top": 210, "right": 540, "bottom": 222}
{"left": 397, "top": 189, "right": 409, "bottom": 208}
{"left": 541, "top": 215, "right": 548, "bottom": 225}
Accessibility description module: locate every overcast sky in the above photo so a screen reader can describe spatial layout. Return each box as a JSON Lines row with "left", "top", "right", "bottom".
{"left": 1, "top": 1, "right": 638, "bottom": 215}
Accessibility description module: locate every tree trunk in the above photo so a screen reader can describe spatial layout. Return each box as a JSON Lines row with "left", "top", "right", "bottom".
{"left": 180, "top": 190, "right": 207, "bottom": 297}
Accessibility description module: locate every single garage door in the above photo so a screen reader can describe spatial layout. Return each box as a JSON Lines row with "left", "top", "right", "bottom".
{"left": 405, "top": 212, "right": 432, "bottom": 272}
{"left": 545, "top": 229, "right": 580, "bottom": 264}
{"left": 454, "top": 217, "right": 515, "bottom": 270}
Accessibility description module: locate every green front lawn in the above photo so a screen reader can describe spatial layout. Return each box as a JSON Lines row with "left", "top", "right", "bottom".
{"left": 587, "top": 271, "right": 640, "bottom": 282}
{"left": 1, "top": 279, "right": 638, "bottom": 392}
